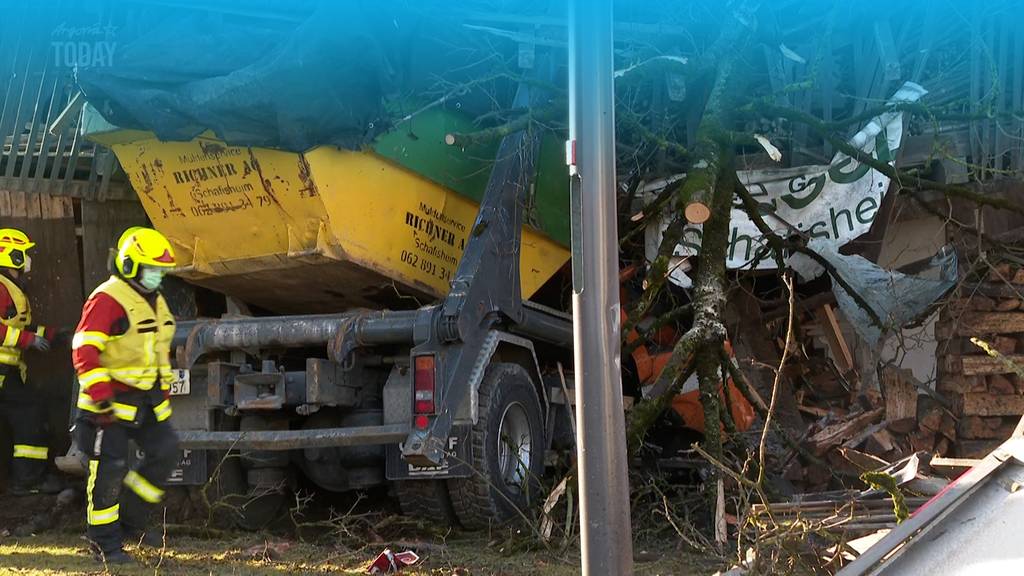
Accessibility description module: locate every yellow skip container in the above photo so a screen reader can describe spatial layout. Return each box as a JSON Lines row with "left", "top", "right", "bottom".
{"left": 91, "top": 129, "right": 569, "bottom": 314}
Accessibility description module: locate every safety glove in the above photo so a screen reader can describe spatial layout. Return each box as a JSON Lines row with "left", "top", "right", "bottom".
{"left": 27, "top": 333, "right": 50, "bottom": 352}
{"left": 92, "top": 400, "right": 117, "bottom": 428}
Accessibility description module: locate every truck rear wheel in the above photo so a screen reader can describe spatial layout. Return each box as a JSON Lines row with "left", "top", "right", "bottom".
{"left": 394, "top": 479, "right": 457, "bottom": 524}
{"left": 447, "top": 362, "right": 545, "bottom": 529}
{"left": 228, "top": 415, "right": 288, "bottom": 530}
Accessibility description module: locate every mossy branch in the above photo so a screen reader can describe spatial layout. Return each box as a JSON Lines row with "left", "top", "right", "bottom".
{"left": 444, "top": 105, "right": 564, "bottom": 148}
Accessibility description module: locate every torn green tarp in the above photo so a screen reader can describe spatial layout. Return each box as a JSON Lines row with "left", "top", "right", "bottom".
{"left": 74, "top": 1, "right": 540, "bottom": 152}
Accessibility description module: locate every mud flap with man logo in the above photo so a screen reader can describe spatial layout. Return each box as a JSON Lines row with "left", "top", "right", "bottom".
{"left": 385, "top": 425, "right": 473, "bottom": 480}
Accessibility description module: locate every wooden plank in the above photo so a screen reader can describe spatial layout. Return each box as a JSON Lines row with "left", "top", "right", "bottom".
{"left": 882, "top": 367, "right": 918, "bottom": 424}
{"left": 929, "top": 456, "right": 981, "bottom": 472}
{"left": 24, "top": 191, "right": 41, "bottom": 219}
{"left": 869, "top": 429, "right": 896, "bottom": 453}
{"left": 4, "top": 192, "right": 84, "bottom": 461}
{"left": 956, "top": 312, "right": 1024, "bottom": 335}
{"left": 31, "top": 74, "right": 60, "bottom": 181}
{"left": 3, "top": 44, "right": 35, "bottom": 179}
{"left": 80, "top": 199, "right": 149, "bottom": 293}
{"left": 0, "top": 190, "right": 9, "bottom": 216}
{"left": 838, "top": 447, "right": 889, "bottom": 471}
{"left": 873, "top": 21, "right": 901, "bottom": 82}
{"left": 959, "top": 416, "right": 1018, "bottom": 440}
{"left": 962, "top": 355, "right": 1024, "bottom": 376}
{"left": 962, "top": 393, "right": 1024, "bottom": 417}
{"left": 815, "top": 304, "right": 854, "bottom": 374}
{"left": 988, "top": 373, "right": 1015, "bottom": 395}
{"left": 808, "top": 408, "right": 885, "bottom": 455}
{"left": 940, "top": 374, "right": 986, "bottom": 395}
{"left": 991, "top": 336, "right": 1017, "bottom": 355}
{"left": 8, "top": 188, "right": 26, "bottom": 216}
{"left": 17, "top": 61, "right": 48, "bottom": 180}
{"left": 995, "top": 299, "right": 1021, "bottom": 312}
{"left": 0, "top": 175, "right": 132, "bottom": 200}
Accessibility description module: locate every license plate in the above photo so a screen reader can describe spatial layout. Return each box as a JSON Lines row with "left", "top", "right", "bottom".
{"left": 169, "top": 369, "right": 190, "bottom": 396}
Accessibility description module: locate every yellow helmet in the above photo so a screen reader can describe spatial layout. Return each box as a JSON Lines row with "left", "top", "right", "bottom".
{"left": 115, "top": 227, "right": 176, "bottom": 279}
{"left": 0, "top": 228, "right": 35, "bottom": 270}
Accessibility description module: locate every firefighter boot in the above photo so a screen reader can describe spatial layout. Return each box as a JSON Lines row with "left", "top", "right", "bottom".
{"left": 9, "top": 470, "right": 64, "bottom": 496}
{"left": 88, "top": 540, "right": 134, "bottom": 566}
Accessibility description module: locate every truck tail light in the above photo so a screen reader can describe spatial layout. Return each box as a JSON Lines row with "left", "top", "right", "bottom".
{"left": 413, "top": 355, "right": 436, "bottom": 415}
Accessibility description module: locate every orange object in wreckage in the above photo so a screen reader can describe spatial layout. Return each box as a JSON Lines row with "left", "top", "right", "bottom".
{"left": 668, "top": 341, "right": 756, "bottom": 435}
{"left": 620, "top": 265, "right": 755, "bottom": 435}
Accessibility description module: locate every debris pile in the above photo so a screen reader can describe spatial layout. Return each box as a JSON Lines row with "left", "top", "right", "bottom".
{"left": 756, "top": 301, "right": 958, "bottom": 494}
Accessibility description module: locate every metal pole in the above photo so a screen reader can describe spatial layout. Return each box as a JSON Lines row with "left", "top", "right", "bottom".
{"left": 569, "top": 0, "right": 633, "bottom": 574}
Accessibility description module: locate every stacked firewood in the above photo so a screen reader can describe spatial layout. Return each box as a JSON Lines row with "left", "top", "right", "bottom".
{"left": 935, "top": 266, "right": 1024, "bottom": 458}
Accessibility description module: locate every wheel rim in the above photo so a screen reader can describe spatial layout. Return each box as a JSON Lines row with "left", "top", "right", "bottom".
{"left": 497, "top": 401, "right": 532, "bottom": 489}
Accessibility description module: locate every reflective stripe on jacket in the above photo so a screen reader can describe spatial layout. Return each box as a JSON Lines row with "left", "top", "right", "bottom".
{"left": 74, "top": 276, "right": 175, "bottom": 422}
{"left": 0, "top": 274, "right": 30, "bottom": 371}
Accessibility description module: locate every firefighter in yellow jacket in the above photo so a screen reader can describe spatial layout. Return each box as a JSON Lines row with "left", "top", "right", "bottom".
{"left": 73, "top": 227, "right": 179, "bottom": 564}
{"left": 0, "top": 228, "right": 62, "bottom": 495}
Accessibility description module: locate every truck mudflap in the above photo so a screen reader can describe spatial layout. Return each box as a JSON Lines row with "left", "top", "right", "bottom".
{"left": 386, "top": 424, "right": 473, "bottom": 480}
{"left": 838, "top": 416, "right": 1024, "bottom": 576}
{"left": 165, "top": 448, "right": 207, "bottom": 486}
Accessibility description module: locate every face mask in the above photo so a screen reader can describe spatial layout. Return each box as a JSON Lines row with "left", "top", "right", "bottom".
{"left": 139, "top": 267, "right": 165, "bottom": 291}
{"left": 21, "top": 254, "right": 31, "bottom": 274}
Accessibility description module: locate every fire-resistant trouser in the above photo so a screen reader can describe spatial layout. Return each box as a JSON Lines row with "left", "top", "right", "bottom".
{"left": 76, "top": 389, "right": 179, "bottom": 554}
{"left": 0, "top": 367, "right": 49, "bottom": 489}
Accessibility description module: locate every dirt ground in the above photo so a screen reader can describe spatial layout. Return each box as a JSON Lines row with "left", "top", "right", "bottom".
{"left": 0, "top": 494, "right": 713, "bottom": 575}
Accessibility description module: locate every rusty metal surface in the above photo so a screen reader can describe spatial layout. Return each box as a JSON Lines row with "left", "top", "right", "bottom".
{"left": 176, "top": 423, "right": 409, "bottom": 450}
{"left": 173, "top": 304, "right": 569, "bottom": 373}
{"left": 175, "top": 310, "right": 421, "bottom": 367}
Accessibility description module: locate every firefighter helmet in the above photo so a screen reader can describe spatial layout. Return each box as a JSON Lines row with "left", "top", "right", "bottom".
{"left": 115, "top": 227, "right": 176, "bottom": 279}
{"left": 0, "top": 228, "right": 35, "bottom": 270}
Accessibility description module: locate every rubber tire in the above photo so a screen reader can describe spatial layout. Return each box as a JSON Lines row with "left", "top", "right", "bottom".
{"left": 394, "top": 479, "right": 457, "bottom": 525}
{"left": 225, "top": 416, "right": 288, "bottom": 530}
{"left": 447, "top": 362, "right": 545, "bottom": 530}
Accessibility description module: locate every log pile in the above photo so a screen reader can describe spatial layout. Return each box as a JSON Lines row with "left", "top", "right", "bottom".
{"left": 935, "top": 269, "right": 1024, "bottom": 458}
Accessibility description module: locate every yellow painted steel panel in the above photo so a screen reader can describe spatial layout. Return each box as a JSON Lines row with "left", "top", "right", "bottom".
{"left": 112, "top": 134, "right": 330, "bottom": 277}
{"left": 304, "top": 146, "right": 569, "bottom": 298}
{"left": 109, "top": 133, "right": 569, "bottom": 304}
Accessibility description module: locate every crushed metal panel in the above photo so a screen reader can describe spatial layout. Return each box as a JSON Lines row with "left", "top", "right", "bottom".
{"left": 839, "top": 429, "right": 1024, "bottom": 575}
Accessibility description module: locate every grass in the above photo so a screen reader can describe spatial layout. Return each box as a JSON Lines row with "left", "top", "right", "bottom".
{"left": 0, "top": 530, "right": 708, "bottom": 575}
